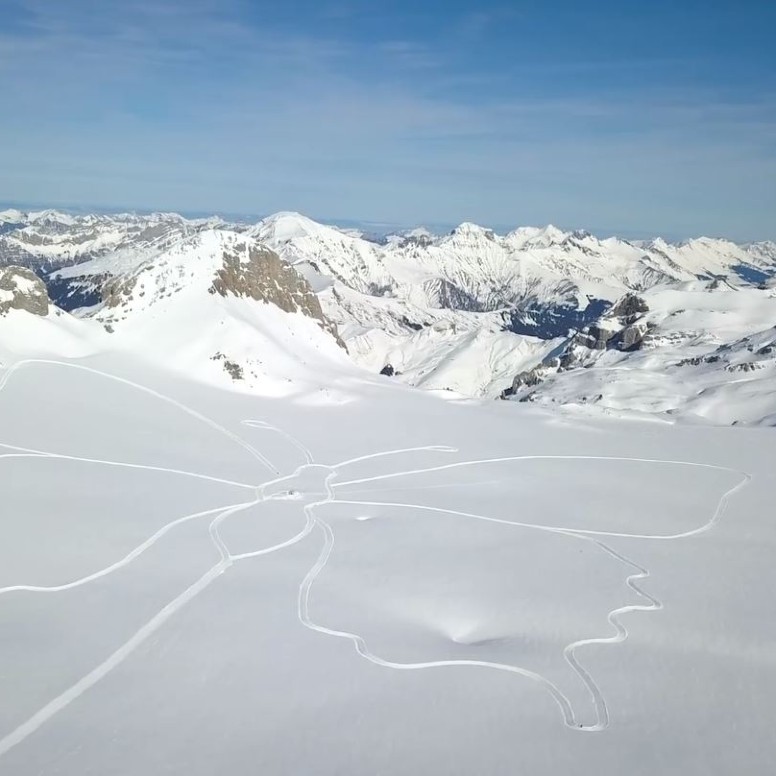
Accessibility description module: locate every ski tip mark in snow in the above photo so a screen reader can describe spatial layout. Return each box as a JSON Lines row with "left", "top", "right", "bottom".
{"left": 0, "top": 359, "right": 280, "bottom": 476}
{"left": 0, "top": 447, "right": 257, "bottom": 490}
{"left": 297, "top": 453, "right": 751, "bottom": 733}
{"left": 0, "top": 500, "right": 255, "bottom": 597}
{"left": 242, "top": 419, "right": 314, "bottom": 465}
{"left": 332, "top": 445, "right": 458, "bottom": 469}
{"left": 0, "top": 360, "right": 754, "bottom": 757}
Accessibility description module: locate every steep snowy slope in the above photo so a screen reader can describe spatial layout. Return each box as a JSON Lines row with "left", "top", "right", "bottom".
{"left": 0, "top": 266, "right": 102, "bottom": 361}
{"left": 326, "top": 283, "right": 558, "bottom": 396}
{"left": 1, "top": 229, "right": 350, "bottom": 394}
{"left": 87, "top": 230, "right": 349, "bottom": 393}
{"left": 248, "top": 212, "right": 394, "bottom": 294}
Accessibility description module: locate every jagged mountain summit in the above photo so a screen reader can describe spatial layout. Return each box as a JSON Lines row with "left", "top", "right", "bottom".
{"left": 1, "top": 207, "right": 775, "bottom": 423}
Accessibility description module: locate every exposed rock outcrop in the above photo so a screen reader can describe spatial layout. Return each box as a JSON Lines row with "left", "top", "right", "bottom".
{"left": 502, "top": 354, "right": 567, "bottom": 398}
{"left": 399, "top": 233, "right": 433, "bottom": 248}
{"left": 210, "top": 242, "right": 343, "bottom": 346}
{"left": 211, "top": 352, "right": 244, "bottom": 380}
{"left": 102, "top": 274, "right": 138, "bottom": 308}
{"left": 0, "top": 266, "right": 50, "bottom": 316}
{"left": 617, "top": 321, "right": 649, "bottom": 351}
{"left": 507, "top": 364, "right": 549, "bottom": 392}
{"left": 609, "top": 293, "right": 649, "bottom": 323}
{"left": 574, "top": 323, "right": 617, "bottom": 350}
{"left": 574, "top": 293, "right": 650, "bottom": 352}
{"left": 504, "top": 293, "right": 652, "bottom": 400}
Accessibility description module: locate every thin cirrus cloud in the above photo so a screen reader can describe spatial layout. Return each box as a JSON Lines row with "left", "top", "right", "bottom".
{"left": 1, "top": 0, "right": 774, "bottom": 240}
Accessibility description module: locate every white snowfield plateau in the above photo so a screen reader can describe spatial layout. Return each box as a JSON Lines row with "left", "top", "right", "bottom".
{"left": 0, "top": 208, "right": 775, "bottom": 774}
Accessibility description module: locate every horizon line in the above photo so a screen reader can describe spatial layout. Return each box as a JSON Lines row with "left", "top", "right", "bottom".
{"left": 1, "top": 198, "right": 770, "bottom": 246}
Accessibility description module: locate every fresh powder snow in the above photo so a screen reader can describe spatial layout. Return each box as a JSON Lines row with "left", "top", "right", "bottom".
{"left": 0, "top": 209, "right": 775, "bottom": 775}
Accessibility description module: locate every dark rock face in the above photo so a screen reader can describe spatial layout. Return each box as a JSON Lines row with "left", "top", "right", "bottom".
{"left": 399, "top": 234, "right": 433, "bottom": 248}
{"left": 211, "top": 352, "right": 244, "bottom": 380}
{"left": 504, "top": 292, "right": 651, "bottom": 400}
{"left": 507, "top": 351, "right": 572, "bottom": 397}
{"left": 400, "top": 316, "right": 424, "bottom": 331}
{"left": 575, "top": 293, "right": 650, "bottom": 352}
{"left": 380, "top": 364, "right": 395, "bottom": 376}
{"left": 210, "top": 242, "right": 344, "bottom": 347}
{"left": 511, "top": 367, "right": 546, "bottom": 390}
{"left": 609, "top": 293, "right": 649, "bottom": 323}
{"left": 102, "top": 274, "right": 138, "bottom": 309}
{"left": 727, "top": 362, "right": 762, "bottom": 373}
{"left": 0, "top": 266, "right": 50, "bottom": 316}
{"left": 617, "top": 322, "right": 649, "bottom": 352}
{"left": 574, "top": 324, "right": 616, "bottom": 350}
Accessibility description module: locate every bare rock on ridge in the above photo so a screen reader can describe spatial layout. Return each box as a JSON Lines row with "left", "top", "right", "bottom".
{"left": 0, "top": 266, "right": 50, "bottom": 316}
{"left": 210, "top": 241, "right": 344, "bottom": 347}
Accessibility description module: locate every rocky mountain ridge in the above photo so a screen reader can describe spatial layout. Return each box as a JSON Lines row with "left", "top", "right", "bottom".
{"left": 2, "top": 207, "right": 775, "bottom": 423}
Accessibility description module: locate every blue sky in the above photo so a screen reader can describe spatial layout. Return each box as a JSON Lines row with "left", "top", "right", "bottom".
{"left": 1, "top": 0, "right": 775, "bottom": 239}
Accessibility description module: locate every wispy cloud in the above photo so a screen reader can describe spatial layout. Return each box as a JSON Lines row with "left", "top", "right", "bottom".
{"left": 1, "top": 0, "right": 774, "bottom": 239}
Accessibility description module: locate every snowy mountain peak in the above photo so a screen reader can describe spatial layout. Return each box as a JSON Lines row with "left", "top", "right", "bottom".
{"left": 505, "top": 224, "right": 569, "bottom": 249}
{"left": 91, "top": 228, "right": 340, "bottom": 346}
{"left": 0, "top": 209, "right": 25, "bottom": 224}
{"left": 27, "top": 209, "right": 77, "bottom": 226}
{"left": 645, "top": 236, "right": 671, "bottom": 251}
{"left": 448, "top": 222, "right": 497, "bottom": 241}
{"left": 403, "top": 227, "right": 434, "bottom": 240}
{"left": 532, "top": 224, "right": 568, "bottom": 246}
{"left": 252, "top": 211, "right": 335, "bottom": 243}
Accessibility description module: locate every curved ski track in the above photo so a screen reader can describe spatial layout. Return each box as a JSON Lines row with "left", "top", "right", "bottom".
{"left": 0, "top": 358, "right": 753, "bottom": 758}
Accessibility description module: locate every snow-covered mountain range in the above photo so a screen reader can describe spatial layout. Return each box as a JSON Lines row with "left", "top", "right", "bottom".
{"left": 3, "top": 208, "right": 776, "bottom": 775}
{"left": 2, "top": 207, "right": 775, "bottom": 424}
